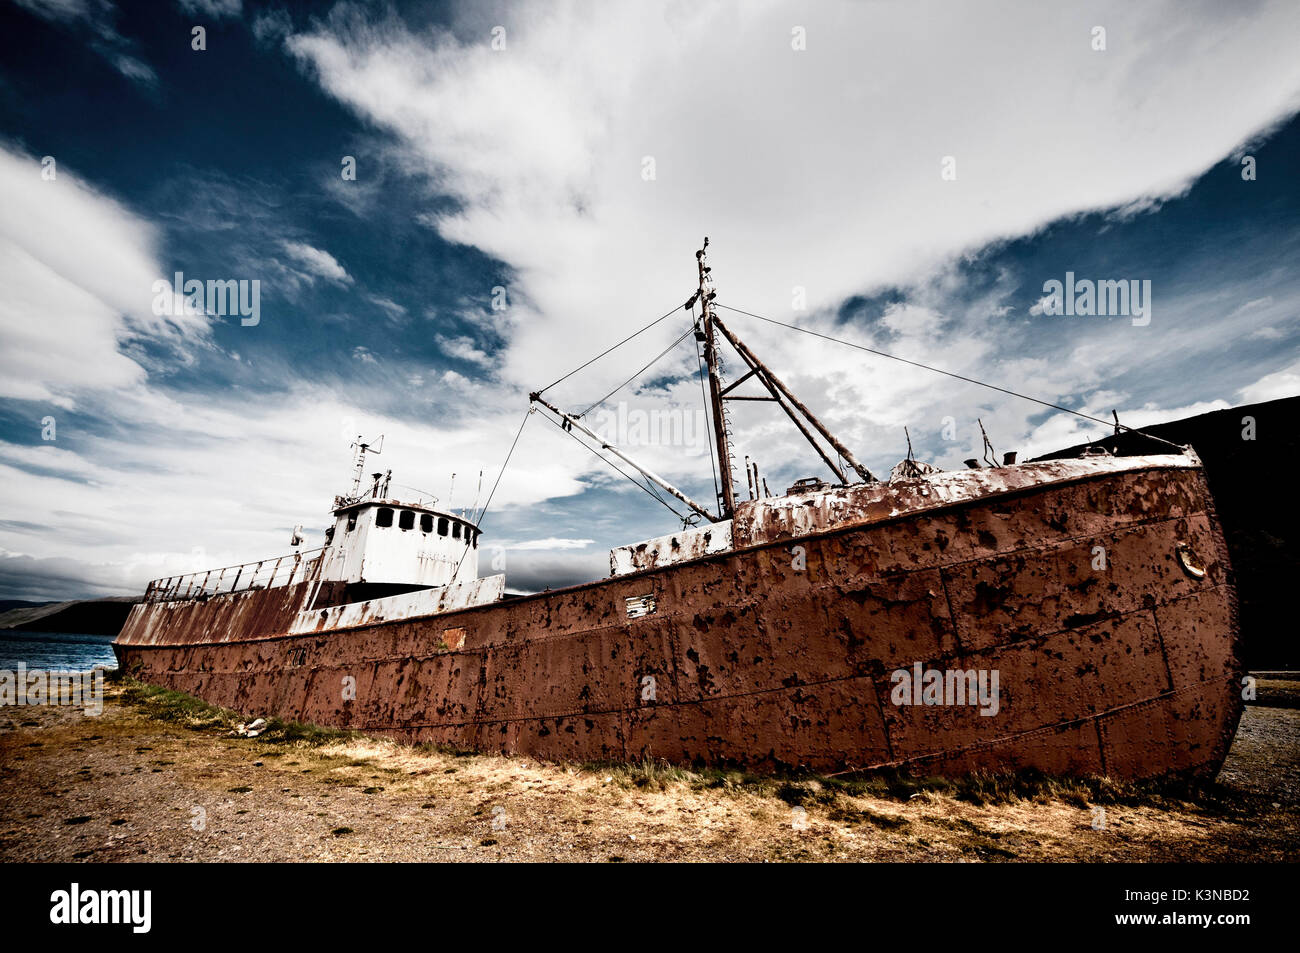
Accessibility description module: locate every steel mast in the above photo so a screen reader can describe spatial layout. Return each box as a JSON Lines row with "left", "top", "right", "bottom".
{"left": 693, "top": 238, "right": 737, "bottom": 518}
{"left": 687, "top": 239, "right": 876, "bottom": 489}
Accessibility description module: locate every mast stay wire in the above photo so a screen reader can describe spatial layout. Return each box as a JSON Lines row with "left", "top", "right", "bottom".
{"left": 576, "top": 325, "right": 698, "bottom": 418}
{"left": 535, "top": 302, "right": 683, "bottom": 397}
{"left": 527, "top": 304, "right": 714, "bottom": 524}
{"left": 713, "top": 302, "right": 1186, "bottom": 453}
{"left": 451, "top": 409, "right": 532, "bottom": 582}
{"left": 538, "top": 411, "right": 689, "bottom": 521}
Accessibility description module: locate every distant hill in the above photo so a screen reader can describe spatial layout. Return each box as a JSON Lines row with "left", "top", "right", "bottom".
{"left": 0, "top": 599, "right": 53, "bottom": 614}
{"left": 1035, "top": 395, "right": 1299, "bottom": 668}
{"left": 0, "top": 596, "right": 141, "bottom": 637}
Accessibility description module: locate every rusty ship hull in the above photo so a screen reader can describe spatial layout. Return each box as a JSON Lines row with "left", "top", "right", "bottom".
{"left": 114, "top": 453, "right": 1243, "bottom": 779}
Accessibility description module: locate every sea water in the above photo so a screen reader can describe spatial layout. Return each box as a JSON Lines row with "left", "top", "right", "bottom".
{"left": 0, "top": 630, "right": 117, "bottom": 671}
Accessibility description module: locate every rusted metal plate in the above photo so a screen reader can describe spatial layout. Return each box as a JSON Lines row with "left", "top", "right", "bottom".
{"left": 611, "top": 521, "right": 733, "bottom": 575}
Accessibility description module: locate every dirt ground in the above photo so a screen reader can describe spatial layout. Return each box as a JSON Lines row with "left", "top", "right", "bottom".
{"left": 1, "top": 678, "right": 1297, "bottom": 863}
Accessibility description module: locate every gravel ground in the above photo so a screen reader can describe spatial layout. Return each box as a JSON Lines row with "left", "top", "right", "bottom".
{"left": 1218, "top": 675, "right": 1300, "bottom": 803}
{"left": 1, "top": 680, "right": 1296, "bottom": 863}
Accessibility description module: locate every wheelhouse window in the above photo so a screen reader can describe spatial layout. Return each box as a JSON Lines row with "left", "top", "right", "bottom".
{"left": 452, "top": 521, "right": 461, "bottom": 539}
{"left": 375, "top": 507, "right": 393, "bottom": 528}
{"left": 471, "top": 528, "right": 479, "bottom": 548}
{"left": 438, "top": 517, "right": 449, "bottom": 536}
{"left": 398, "top": 509, "right": 415, "bottom": 531}
{"left": 420, "top": 514, "right": 433, "bottom": 533}
{"left": 346, "top": 512, "right": 358, "bottom": 532}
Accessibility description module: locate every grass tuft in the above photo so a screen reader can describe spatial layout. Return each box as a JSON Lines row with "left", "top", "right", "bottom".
{"left": 119, "top": 681, "right": 239, "bottom": 731}
{"left": 118, "top": 678, "right": 358, "bottom": 747}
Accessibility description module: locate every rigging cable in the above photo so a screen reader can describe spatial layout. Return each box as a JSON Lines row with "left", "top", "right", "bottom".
{"left": 543, "top": 412, "right": 677, "bottom": 514}
{"left": 714, "top": 302, "right": 1186, "bottom": 453}
{"left": 538, "top": 411, "right": 689, "bottom": 521}
{"left": 576, "top": 325, "right": 697, "bottom": 418}
{"left": 452, "top": 408, "right": 532, "bottom": 579}
{"left": 535, "top": 303, "right": 683, "bottom": 397}
{"left": 472, "top": 409, "right": 531, "bottom": 527}
{"left": 389, "top": 481, "right": 444, "bottom": 504}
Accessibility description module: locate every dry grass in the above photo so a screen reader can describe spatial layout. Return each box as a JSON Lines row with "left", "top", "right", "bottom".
{"left": 0, "top": 679, "right": 1296, "bottom": 862}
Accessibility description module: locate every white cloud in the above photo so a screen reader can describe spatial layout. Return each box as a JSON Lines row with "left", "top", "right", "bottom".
{"left": 281, "top": 240, "right": 353, "bottom": 285}
{"left": 111, "top": 54, "right": 156, "bottom": 85}
{"left": 1028, "top": 295, "right": 1055, "bottom": 317}
{"left": 1238, "top": 360, "right": 1300, "bottom": 404}
{"left": 0, "top": 144, "right": 211, "bottom": 409}
{"left": 1017, "top": 398, "right": 1233, "bottom": 461}
{"left": 435, "top": 334, "right": 492, "bottom": 367}
{"left": 879, "top": 303, "right": 945, "bottom": 338}
{"left": 1233, "top": 297, "right": 1274, "bottom": 315}
{"left": 252, "top": 8, "right": 292, "bottom": 46}
{"left": 367, "top": 294, "right": 407, "bottom": 320}
{"left": 288, "top": 1, "right": 1300, "bottom": 390}
{"left": 503, "top": 537, "right": 595, "bottom": 551}
{"left": 13, "top": 0, "right": 87, "bottom": 20}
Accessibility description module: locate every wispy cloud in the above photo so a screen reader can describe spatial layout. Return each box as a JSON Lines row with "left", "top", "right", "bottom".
{"left": 281, "top": 240, "right": 353, "bottom": 286}
{"left": 367, "top": 293, "right": 407, "bottom": 321}
{"left": 435, "top": 334, "right": 491, "bottom": 367}
{"left": 177, "top": 0, "right": 242, "bottom": 17}
{"left": 15, "top": 0, "right": 158, "bottom": 86}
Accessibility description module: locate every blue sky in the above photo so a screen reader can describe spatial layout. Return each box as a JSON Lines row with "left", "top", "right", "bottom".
{"left": 1, "top": 0, "right": 1299, "bottom": 601}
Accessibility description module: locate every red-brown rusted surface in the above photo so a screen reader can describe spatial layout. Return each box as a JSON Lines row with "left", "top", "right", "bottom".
{"left": 115, "top": 460, "right": 1243, "bottom": 779}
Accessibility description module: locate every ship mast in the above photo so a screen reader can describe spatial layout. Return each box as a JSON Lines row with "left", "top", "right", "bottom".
{"left": 688, "top": 239, "right": 875, "bottom": 519}
{"left": 528, "top": 240, "right": 874, "bottom": 528}
{"left": 694, "top": 238, "right": 737, "bottom": 516}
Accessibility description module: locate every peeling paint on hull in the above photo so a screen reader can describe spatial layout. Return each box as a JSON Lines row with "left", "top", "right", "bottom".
{"left": 114, "top": 460, "right": 1243, "bottom": 779}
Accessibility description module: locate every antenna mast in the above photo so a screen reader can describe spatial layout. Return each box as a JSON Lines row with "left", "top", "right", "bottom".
{"left": 348, "top": 434, "right": 384, "bottom": 498}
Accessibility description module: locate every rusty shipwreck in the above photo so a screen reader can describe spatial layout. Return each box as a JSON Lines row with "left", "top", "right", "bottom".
{"left": 114, "top": 241, "right": 1243, "bottom": 779}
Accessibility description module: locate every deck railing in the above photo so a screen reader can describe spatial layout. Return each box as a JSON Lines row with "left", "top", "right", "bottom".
{"left": 143, "top": 546, "right": 327, "bottom": 604}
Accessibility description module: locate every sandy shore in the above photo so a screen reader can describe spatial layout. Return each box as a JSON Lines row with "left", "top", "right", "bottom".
{"left": 1, "top": 679, "right": 1297, "bottom": 862}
